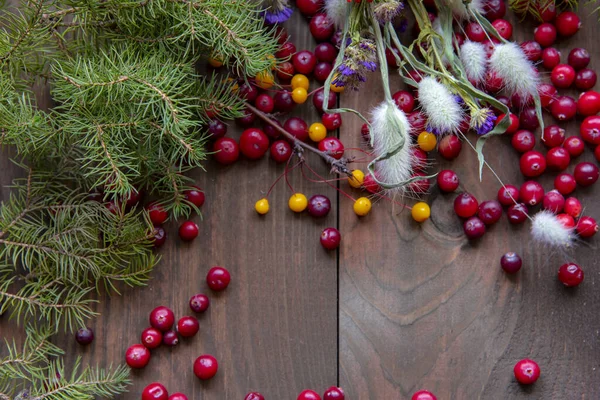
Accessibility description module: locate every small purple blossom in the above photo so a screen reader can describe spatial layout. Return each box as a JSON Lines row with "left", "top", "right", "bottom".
{"left": 472, "top": 108, "right": 497, "bottom": 135}
{"left": 333, "top": 38, "right": 378, "bottom": 90}
{"left": 261, "top": 0, "right": 293, "bottom": 24}
{"left": 373, "top": 0, "right": 405, "bottom": 25}
{"left": 426, "top": 125, "right": 443, "bottom": 136}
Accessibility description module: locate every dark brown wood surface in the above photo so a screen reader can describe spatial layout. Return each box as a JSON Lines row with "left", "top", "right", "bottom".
{"left": 1, "top": 2, "right": 600, "bottom": 400}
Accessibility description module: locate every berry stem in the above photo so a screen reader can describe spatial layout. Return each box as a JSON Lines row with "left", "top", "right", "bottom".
{"left": 301, "top": 162, "right": 356, "bottom": 202}
{"left": 266, "top": 160, "right": 302, "bottom": 197}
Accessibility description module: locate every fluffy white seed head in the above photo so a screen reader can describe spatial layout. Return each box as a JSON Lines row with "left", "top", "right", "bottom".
{"left": 460, "top": 41, "right": 488, "bottom": 83}
{"left": 370, "top": 101, "right": 414, "bottom": 195}
{"left": 489, "top": 42, "right": 539, "bottom": 98}
{"left": 324, "top": 0, "right": 348, "bottom": 29}
{"left": 531, "top": 211, "right": 576, "bottom": 249}
{"left": 444, "top": 0, "right": 484, "bottom": 19}
{"left": 417, "top": 76, "right": 464, "bottom": 134}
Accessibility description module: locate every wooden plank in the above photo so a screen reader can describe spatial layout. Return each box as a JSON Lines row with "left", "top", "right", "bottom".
{"left": 0, "top": 10, "right": 338, "bottom": 399}
{"left": 339, "top": 5, "right": 600, "bottom": 399}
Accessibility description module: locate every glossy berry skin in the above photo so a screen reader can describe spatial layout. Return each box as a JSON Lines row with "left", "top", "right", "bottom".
{"left": 125, "top": 344, "right": 150, "bottom": 369}
{"left": 313, "top": 88, "right": 337, "bottom": 113}
{"left": 511, "top": 130, "right": 535, "bottom": 153}
{"left": 392, "top": 90, "right": 415, "bottom": 113}
{"left": 501, "top": 252, "right": 522, "bottom": 274}
{"left": 498, "top": 113, "right": 520, "bottom": 134}
{"left": 556, "top": 213, "right": 576, "bottom": 228}
{"left": 206, "top": 266, "right": 231, "bottom": 291}
{"left": 546, "top": 147, "right": 570, "bottom": 171}
{"left": 408, "top": 111, "right": 427, "bottom": 135}
{"left": 519, "top": 151, "right": 546, "bottom": 177}
{"left": 463, "top": 217, "right": 486, "bottom": 240}
{"left": 568, "top": 48, "right": 590, "bottom": 70}
{"left": 438, "top": 135, "right": 462, "bottom": 160}
{"left": 542, "top": 190, "right": 565, "bottom": 213}
{"left": 270, "top": 140, "right": 292, "bottom": 163}
{"left": 313, "top": 62, "right": 333, "bottom": 83}
{"left": 245, "top": 393, "right": 265, "bottom": 400}
{"left": 189, "top": 293, "right": 210, "bottom": 313}
{"left": 542, "top": 125, "right": 565, "bottom": 148}
{"left": 147, "top": 202, "right": 168, "bottom": 226}
{"left": 213, "top": 137, "right": 240, "bottom": 165}
{"left": 275, "top": 42, "right": 296, "bottom": 59}
{"left": 520, "top": 181, "right": 544, "bottom": 206}
{"left": 274, "top": 91, "right": 296, "bottom": 113}
{"left": 492, "top": 19, "right": 512, "bottom": 39}
{"left": 292, "top": 50, "right": 317, "bottom": 75}
{"left": 497, "top": 185, "right": 519, "bottom": 207}
{"left": 277, "top": 61, "right": 295, "bottom": 80}
{"left": 289, "top": 193, "right": 308, "bottom": 212}
{"left": 142, "top": 382, "right": 168, "bottom": 400}
{"left": 141, "top": 327, "right": 163, "bottom": 349}
{"left": 554, "top": 173, "right": 576, "bottom": 195}
{"left": 484, "top": 0, "right": 506, "bottom": 20}
{"left": 162, "top": 331, "right": 179, "bottom": 347}
{"left": 550, "top": 96, "right": 577, "bottom": 121}
{"left": 577, "top": 216, "right": 598, "bottom": 238}
{"left": 309, "top": 13, "right": 334, "bottom": 41}
{"left": 454, "top": 193, "right": 479, "bottom": 218}
{"left": 574, "top": 162, "right": 599, "bottom": 187}
{"left": 238, "top": 83, "right": 258, "bottom": 102}
{"left": 315, "top": 42, "right": 337, "bottom": 62}
{"left": 555, "top": 11, "right": 581, "bottom": 37}
{"left": 318, "top": 138, "right": 344, "bottom": 159}
{"left": 320, "top": 228, "right": 341, "bottom": 250}
{"left": 296, "top": 0, "right": 323, "bottom": 16}
{"left": 298, "top": 390, "right": 321, "bottom": 400}
{"left": 581, "top": 116, "right": 600, "bottom": 145}
{"left": 507, "top": 203, "right": 529, "bottom": 225}
{"left": 168, "top": 394, "right": 188, "bottom": 400}
{"left": 307, "top": 194, "right": 331, "bottom": 218}
{"left": 538, "top": 82, "right": 557, "bottom": 107}
{"left": 284, "top": 117, "right": 309, "bottom": 142}
{"left": 563, "top": 136, "right": 585, "bottom": 157}
{"left": 184, "top": 186, "right": 205, "bottom": 208}
{"left": 322, "top": 113, "right": 343, "bottom": 131}
{"left": 558, "top": 263, "right": 584, "bottom": 287}
{"left": 437, "top": 170, "right": 459, "bottom": 193}
{"left": 152, "top": 226, "right": 166, "bottom": 248}
{"left": 177, "top": 316, "right": 199, "bottom": 338}
{"left": 193, "top": 355, "right": 218, "bottom": 380}
{"left": 551, "top": 64, "right": 575, "bottom": 89}
{"left": 575, "top": 69, "right": 597, "bottom": 90}
{"left": 255, "top": 94, "right": 274, "bottom": 113}
{"left": 178, "top": 221, "right": 199, "bottom": 242}
{"left": 323, "top": 386, "right": 345, "bottom": 400}
{"left": 75, "top": 327, "right": 94, "bottom": 345}
{"left": 235, "top": 108, "right": 256, "bottom": 127}
{"left": 465, "top": 21, "right": 486, "bottom": 42}
{"left": 578, "top": 91, "right": 600, "bottom": 116}
{"left": 541, "top": 48, "right": 561, "bottom": 69}
{"left": 518, "top": 107, "right": 539, "bottom": 131}
{"left": 534, "top": 23, "right": 556, "bottom": 47}
{"left": 478, "top": 200, "right": 502, "bottom": 225}
{"left": 520, "top": 40, "right": 542, "bottom": 61}
{"left": 564, "top": 197, "right": 582, "bottom": 218}
{"left": 514, "top": 359, "right": 541, "bottom": 385}
{"left": 411, "top": 391, "right": 437, "bottom": 400}
{"left": 240, "top": 128, "right": 269, "bottom": 160}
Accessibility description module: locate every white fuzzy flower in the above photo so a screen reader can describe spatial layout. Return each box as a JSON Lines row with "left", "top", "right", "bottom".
{"left": 324, "top": 0, "right": 348, "bottom": 29}
{"left": 531, "top": 210, "right": 575, "bottom": 249}
{"left": 460, "top": 41, "right": 487, "bottom": 83}
{"left": 417, "top": 76, "right": 464, "bottom": 134}
{"left": 369, "top": 101, "right": 414, "bottom": 195}
{"left": 444, "top": 0, "right": 484, "bottom": 19}
{"left": 489, "top": 42, "right": 539, "bottom": 98}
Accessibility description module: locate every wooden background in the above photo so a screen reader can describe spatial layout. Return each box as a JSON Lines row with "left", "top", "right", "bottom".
{"left": 1, "top": 2, "right": 600, "bottom": 399}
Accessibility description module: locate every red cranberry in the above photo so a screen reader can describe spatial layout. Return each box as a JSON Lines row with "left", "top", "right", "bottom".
{"left": 255, "top": 94, "right": 274, "bottom": 114}
{"left": 500, "top": 252, "right": 522, "bottom": 274}
{"left": 478, "top": 200, "right": 502, "bottom": 225}
{"left": 184, "top": 186, "right": 205, "bottom": 208}
{"left": 363, "top": 174, "right": 381, "bottom": 194}
{"left": 408, "top": 111, "right": 427, "bottom": 135}
{"left": 411, "top": 390, "right": 437, "bottom": 400}
{"left": 574, "top": 162, "right": 599, "bottom": 186}
{"left": 520, "top": 151, "right": 546, "bottom": 177}
{"left": 438, "top": 135, "right": 462, "bottom": 160}
{"left": 147, "top": 202, "right": 168, "bottom": 225}
{"left": 75, "top": 327, "right": 94, "bottom": 345}
{"left": 141, "top": 327, "right": 162, "bottom": 349}
{"left": 320, "top": 227, "right": 341, "bottom": 250}
{"left": 238, "top": 83, "right": 258, "bottom": 102}
{"left": 550, "top": 96, "right": 577, "bottom": 121}
{"left": 498, "top": 185, "right": 520, "bottom": 206}
{"left": 298, "top": 390, "right": 321, "bottom": 400}
{"left": 408, "top": 173, "right": 430, "bottom": 194}
{"left": 581, "top": 116, "right": 600, "bottom": 145}
{"left": 498, "top": 113, "right": 519, "bottom": 134}
{"left": 323, "top": 387, "right": 345, "bottom": 400}
{"left": 274, "top": 91, "right": 296, "bottom": 113}
{"left": 466, "top": 21, "right": 486, "bottom": 42}
{"left": 142, "top": 382, "right": 168, "bottom": 400}
{"left": 277, "top": 61, "right": 295, "bottom": 80}
{"left": 437, "top": 170, "right": 459, "bottom": 193}
{"left": 314, "top": 62, "right": 333, "bottom": 83}
{"left": 179, "top": 221, "right": 198, "bottom": 241}
{"left": 511, "top": 130, "right": 535, "bottom": 153}
{"left": 270, "top": 140, "right": 293, "bottom": 163}
{"left": 542, "top": 190, "right": 565, "bottom": 213}
{"left": 563, "top": 136, "right": 585, "bottom": 157}
{"left": 207, "top": 119, "right": 228, "bottom": 140}
{"left": 564, "top": 197, "right": 582, "bottom": 218}
{"left": 514, "top": 359, "right": 541, "bottom": 385}
{"left": 240, "top": 128, "right": 269, "bottom": 160}
{"left": 556, "top": 213, "right": 575, "bottom": 228}
{"left": 511, "top": 92, "right": 533, "bottom": 109}
{"left": 152, "top": 226, "right": 166, "bottom": 248}
{"left": 577, "top": 216, "right": 598, "bottom": 238}
{"left": 245, "top": 393, "right": 265, "bottom": 400}
{"left": 538, "top": 2, "right": 557, "bottom": 21}
{"left": 558, "top": 263, "right": 584, "bottom": 286}
{"left": 463, "top": 217, "right": 486, "bottom": 239}
{"left": 318, "top": 137, "right": 344, "bottom": 159}
{"left": 206, "top": 266, "right": 231, "bottom": 291}
{"left": 322, "top": 113, "right": 342, "bottom": 130}
{"left": 492, "top": 19, "right": 513, "bottom": 39}
{"left": 596, "top": 145, "right": 600, "bottom": 162}
{"left": 542, "top": 125, "right": 565, "bottom": 148}
{"left": 284, "top": 117, "right": 309, "bottom": 142}
{"left": 315, "top": 42, "right": 337, "bottom": 63}
{"left": 484, "top": 0, "right": 506, "bottom": 21}
{"left": 263, "top": 119, "right": 282, "bottom": 139}
{"left": 486, "top": 70, "right": 504, "bottom": 92}
{"left": 454, "top": 193, "right": 479, "bottom": 218}
{"left": 168, "top": 394, "right": 188, "bottom": 400}
{"left": 520, "top": 181, "right": 544, "bottom": 206}
{"left": 411, "top": 148, "right": 428, "bottom": 172}
{"left": 213, "top": 137, "right": 240, "bottom": 165}
{"left": 392, "top": 90, "right": 415, "bottom": 113}
{"left": 235, "top": 108, "right": 256, "bottom": 127}
{"left": 575, "top": 68, "right": 597, "bottom": 90}
{"left": 385, "top": 46, "right": 401, "bottom": 67}
{"left": 538, "top": 83, "right": 557, "bottom": 108}
{"left": 307, "top": 194, "right": 331, "bottom": 218}
{"left": 313, "top": 88, "right": 336, "bottom": 112}
{"left": 555, "top": 11, "right": 581, "bottom": 37}
{"left": 577, "top": 91, "right": 600, "bottom": 116}
{"left": 507, "top": 203, "right": 529, "bottom": 224}
{"left": 149, "top": 306, "right": 175, "bottom": 332}
{"left": 551, "top": 64, "right": 576, "bottom": 89}
{"left": 310, "top": 13, "right": 334, "bottom": 41}
{"left": 189, "top": 293, "right": 210, "bottom": 313}
{"left": 194, "top": 355, "right": 218, "bottom": 380}
{"left": 162, "top": 330, "right": 179, "bottom": 347}
{"left": 554, "top": 173, "right": 577, "bottom": 195}
{"left": 292, "top": 50, "right": 317, "bottom": 75}
{"left": 541, "top": 48, "right": 561, "bottom": 69}
{"left": 177, "top": 316, "right": 199, "bottom": 338}
{"left": 275, "top": 42, "right": 296, "bottom": 59}
{"left": 546, "top": 147, "right": 570, "bottom": 171}
{"left": 296, "top": 0, "right": 323, "bottom": 16}
{"left": 492, "top": 95, "right": 512, "bottom": 114}
{"left": 568, "top": 48, "right": 590, "bottom": 70}
{"left": 534, "top": 23, "right": 557, "bottom": 47}
{"left": 361, "top": 123, "right": 371, "bottom": 142}
{"left": 520, "top": 40, "right": 542, "bottom": 62}
{"left": 125, "top": 344, "right": 151, "bottom": 368}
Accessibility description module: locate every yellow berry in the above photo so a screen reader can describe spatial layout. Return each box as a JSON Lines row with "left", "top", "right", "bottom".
{"left": 288, "top": 193, "right": 308, "bottom": 212}
{"left": 291, "top": 74, "right": 309, "bottom": 90}
{"left": 417, "top": 131, "right": 437, "bottom": 152}
{"left": 309, "top": 122, "right": 327, "bottom": 142}
{"left": 208, "top": 55, "right": 223, "bottom": 68}
{"left": 411, "top": 202, "right": 431, "bottom": 222}
{"left": 330, "top": 83, "right": 345, "bottom": 93}
{"left": 292, "top": 87, "right": 308, "bottom": 104}
{"left": 266, "top": 54, "right": 276, "bottom": 70}
{"left": 353, "top": 197, "right": 372, "bottom": 216}
{"left": 255, "top": 198, "right": 269, "bottom": 215}
{"left": 255, "top": 71, "right": 275, "bottom": 89}
{"left": 348, "top": 169, "right": 365, "bottom": 188}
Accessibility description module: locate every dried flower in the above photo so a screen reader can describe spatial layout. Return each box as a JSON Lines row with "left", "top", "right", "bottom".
{"left": 261, "top": 0, "right": 293, "bottom": 24}
{"left": 489, "top": 42, "right": 539, "bottom": 98}
{"left": 460, "top": 41, "right": 487, "bottom": 84}
{"left": 373, "top": 0, "right": 405, "bottom": 25}
{"left": 324, "top": 0, "right": 349, "bottom": 28}
{"left": 444, "top": 0, "right": 485, "bottom": 19}
{"left": 332, "top": 38, "right": 378, "bottom": 90}
{"left": 531, "top": 210, "right": 575, "bottom": 249}
{"left": 417, "top": 76, "right": 464, "bottom": 135}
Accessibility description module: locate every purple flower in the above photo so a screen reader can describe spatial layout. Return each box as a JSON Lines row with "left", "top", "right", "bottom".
{"left": 476, "top": 113, "right": 497, "bottom": 135}
{"left": 472, "top": 108, "right": 497, "bottom": 135}
{"left": 374, "top": 0, "right": 405, "bottom": 25}
{"left": 261, "top": 0, "right": 293, "bottom": 24}
{"left": 426, "top": 125, "right": 443, "bottom": 136}
{"left": 333, "top": 38, "right": 378, "bottom": 90}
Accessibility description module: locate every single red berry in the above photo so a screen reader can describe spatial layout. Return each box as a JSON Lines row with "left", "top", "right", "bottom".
{"left": 520, "top": 181, "right": 544, "bottom": 206}
{"left": 308, "top": 194, "right": 331, "bottom": 218}
{"left": 438, "top": 135, "right": 462, "bottom": 160}
{"left": 162, "top": 331, "right": 179, "bottom": 347}
{"left": 564, "top": 197, "right": 582, "bottom": 218}
{"left": 292, "top": 50, "right": 317, "bottom": 75}
{"left": 152, "top": 226, "right": 166, "bottom": 248}
{"left": 75, "top": 327, "right": 94, "bottom": 345}
{"left": 498, "top": 113, "right": 519, "bottom": 134}
{"left": 556, "top": 213, "right": 575, "bottom": 228}
{"left": 142, "top": 382, "right": 168, "bottom": 400}
{"left": 407, "top": 111, "right": 427, "bottom": 136}
{"left": 568, "top": 48, "right": 590, "bottom": 70}
{"left": 492, "top": 19, "right": 513, "bottom": 39}
{"left": 437, "top": 170, "right": 459, "bottom": 193}
{"left": 541, "top": 48, "right": 561, "bottom": 69}
{"left": 534, "top": 23, "right": 556, "bottom": 47}
{"left": 277, "top": 61, "right": 295, "bottom": 80}
{"left": 125, "top": 344, "right": 151, "bottom": 369}
{"left": 497, "top": 185, "right": 519, "bottom": 206}
{"left": 478, "top": 200, "right": 503, "bottom": 225}
{"left": 492, "top": 95, "right": 512, "bottom": 114}
{"left": 555, "top": 11, "right": 581, "bottom": 37}
{"left": 312, "top": 88, "right": 336, "bottom": 113}
{"left": 501, "top": 252, "right": 522, "bottom": 274}
{"left": 484, "top": 0, "right": 506, "bottom": 20}
{"left": 558, "top": 263, "right": 584, "bottom": 286}
{"left": 550, "top": 96, "right": 577, "bottom": 121}
{"left": 178, "top": 221, "right": 199, "bottom": 242}
{"left": 177, "top": 316, "right": 199, "bottom": 338}
{"left": 141, "top": 327, "right": 163, "bottom": 349}
{"left": 411, "top": 390, "right": 437, "bottom": 400}
{"left": 563, "top": 136, "right": 585, "bottom": 157}
{"left": 320, "top": 227, "right": 341, "bottom": 250}
{"left": 270, "top": 140, "right": 293, "bottom": 163}
{"left": 323, "top": 386, "right": 345, "bottom": 400}
{"left": 520, "top": 151, "right": 546, "bottom": 177}
{"left": 577, "top": 91, "right": 600, "bottom": 116}
{"left": 538, "top": 83, "right": 557, "bottom": 108}
{"left": 314, "top": 42, "right": 338, "bottom": 63}
{"left": 147, "top": 202, "right": 168, "bottom": 225}
{"left": 238, "top": 83, "right": 258, "bottom": 102}
{"left": 466, "top": 21, "right": 486, "bottom": 42}
{"left": 309, "top": 13, "right": 334, "bottom": 41}
{"left": 546, "top": 147, "right": 570, "bottom": 171}
{"left": 363, "top": 173, "right": 381, "bottom": 194}
{"left": 507, "top": 203, "right": 529, "bottom": 224}
{"left": 240, "top": 128, "right": 269, "bottom": 160}
{"left": 313, "top": 62, "right": 333, "bottom": 83}
{"left": 168, "top": 394, "right": 188, "bottom": 400}
{"left": 296, "top": 0, "right": 323, "bottom": 16}
{"left": 298, "top": 390, "right": 322, "bottom": 400}
{"left": 361, "top": 123, "right": 371, "bottom": 142}
{"left": 235, "top": 108, "right": 256, "bottom": 127}
{"left": 542, "top": 190, "right": 565, "bottom": 213}
{"left": 514, "top": 359, "right": 541, "bottom": 385}
{"left": 574, "top": 162, "right": 599, "bottom": 186}
{"left": 255, "top": 94, "right": 275, "bottom": 114}
{"left": 213, "top": 137, "right": 240, "bottom": 165}
{"left": 575, "top": 68, "right": 597, "bottom": 90}
{"left": 385, "top": 46, "right": 402, "bottom": 67}
{"left": 392, "top": 90, "right": 415, "bottom": 113}
{"left": 275, "top": 42, "right": 296, "bottom": 59}
{"left": 454, "top": 193, "right": 479, "bottom": 218}
{"left": 149, "top": 306, "right": 175, "bottom": 332}
{"left": 274, "top": 90, "right": 296, "bottom": 113}
{"left": 263, "top": 119, "right": 283, "bottom": 140}
{"left": 463, "top": 217, "right": 486, "bottom": 239}
{"left": 322, "top": 113, "right": 342, "bottom": 131}
{"left": 542, "top": 125, "right": 565, "bottom": 148}
{"left": 520, "top": 40, "right": 542, "bottom": 62}
{"left": 577, "top": 216, "right": 598, "bottom": 238}
{"left": 551, "top": 64, "right": 576, "bottom": 89}
{"left": 511, "top": 130, "right": 535, "bottom": 153}
{"left": 206, "top": 266, "right": 231, "bottom": 291}
{"left": 581, "top": 116, "right": 600, "bottom": 145}
{"left": 184, "top": 186, "right": 205, "bottom": 208}
{"left": 193, "top": 355, "right": 218, "bottom": 380}
{"left": 486, "top": 70, "right": 504, "bottom": 92}
{"left": 511, "top": 92, "right": 533, "bottom": 109}
{"left": 245, "top": 393, "right": 265, "bottom": 400}
{"left": 318, "top": 137, "right": 345, "bottom": 159}
{"left": 554, "top": 173, "right": 577, "bottom": 195}
{"left": 408, "top": 173, "right": 431, "bottom": 194}
{"left": 284, "top": 117, "right": 309, "bottom": 142}
{"left": 189, "top": 293, "right": 210, "bottom": 313}
{"left": 596, "top": 145, "right": 600, "bottom": 162}
{"left": 411, "top": 147, "right": 428, "bottom": 172}
{"left": 538, "top": 2, "right": 557, "bottom": 21}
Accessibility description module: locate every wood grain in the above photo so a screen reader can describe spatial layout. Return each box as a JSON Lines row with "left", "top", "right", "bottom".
{"left": 339, "top": 5, "right": 600, "bottom": 399}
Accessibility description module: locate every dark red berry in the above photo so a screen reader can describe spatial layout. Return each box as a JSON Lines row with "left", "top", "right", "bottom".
{"left": 125, "top": 344, "right": 150, "bottom": 368}
{"left": 596, "top": 145, "right": 600, "bottom": 162}
{"left": 492, "top": 19, "right": 513, "bottom": 39}
{"left": 542, "top": 190, "right": 565, "bottom": 213}
{"left": 534, "top": 23, "right": 556, "bottom": 47}
{"left": 177, "top": 316, "right": 199, "bottom": 338}
{"left": 141, "top": 327, "right": 163, "bottom": 349}
{"left": 463, "top": 217, "right": 486, "bottom": 239}
{"left": 323, "top": 387, "right": 345, "bottom": 400}
{"left": 392, "top": 90, "right": 415, "bottom": 113}
{"left": 318, "top": 137, "right": 344, "bottom": 159}
{"left": 575, "top": 68, "right": 597, "bottom": 90}
{"left": 314, "top": 42, "right": 337, "bottom": 62}
{"left": 296, "top": 0, "right": 323, "bottom": 16}
{"left": 245, "top": 393, "right": 265, "bottom": 400}
{"left": 147, "top": 202, "right": 168, "bottom": 225}
{"left": 568, "top": 48, "right": 590, "bottom": 70}
{"left": 308, "top": 194, "right": 331, "bottom": 218}
{"left": 411, "top": 390, "right": 437, "bottom": 400}
{"left": 454, "top": 193, "right": 479, "bottom": 218}
{"left": 320, "top": 227, "right": 341, "bottom": 250}
{"left": 538, "top": 2, "right": 557, "bottom": 21}
{"left": 497, "top": 185, "right": 519, "bottom": 206}
{"left": 189, "top": 293, "right": 210, "bottom": 313}
{"left": 240, "top": 128, "right": 269, "bottom": 160}
{"left": 361, "top": 123, "right": 371, "bottom": 142}
{"left": 581, "top": 116, "right": 600, "bottom": 145}
{"left": 312, "top": 88, "right": 337, "bottom": 112}
{"left": 477, "top": 200, "right": 502, "bottom": 225}
{"left": 551, "top": 64, "right": 576, "bottom": 89}
{"left": 520, "top": 151, "right": 546, "bottom": 177}
{"left": 564, "top": 197, "right": 582, "bottom": 218}
{"left": 466, "top": 21, "right": 486, "bottom": 42}
{"left": 263, "top": 119, "right": 282, "bottom": 140}
{"left": 363, "top": 174, "right": 381, "bottom": 194}
{"left": 408, "top": 111, "right": 427, "bottom": 135}
{"left": 484, "top": 0, "right": 506, "bottom": 21}
{"left": 75, "top": 327, "right": 94, "bottom": 345}
{"left": 558, "top": 263, "right": 584, "bottom": 286}
{"left": 314, "top": 62, "right": 333, "bottom": 83}
{"left": 541, "top": 48, "right": 561, "bottom": 69}
{"left": 514, "top": 359, "right": 541, "bottom": 385}
{"left": 563, "top": 136, "right": 585, "bottom": 157}
{"left": 408, "top": 173, "right": 430, "bottom": 194}
{"left": 507, "top": 203, "right": 529, "bottom": 224}
{"left": 206, "top": 266, "right": 230, "bottom": 291}
{"left": 500, "top": 252, "right": 522, "bottom": 274}
{"left": 277, "top": 61, "right": 295, "bottom": 80}
{"left": 498, "top": 113, "right": 520, "bottom": 134}
{"left": 142, "top": 382, "right": 168, "bottom": 400}
{"left": 274, "top": 90, "right": 296, "bottom": 113}
{"left": 577, "top": 91, "right": 600, "bottom": 116}
{"left": 275, "top": 42, "right": 296, "bottom": 59}
{"left": 550, "top": 95, "right": 577, "bottom": 121}
{"left": 546, "top": 147, "right": 570, "bottom": 171}
{"left": 255, "top": 94, "right": 274, "bottom": 114}
{"left": 270, "top": 140, "right": 293, "bottom": 163}
{"left": 574, "top": 162, "right": 599, "bottom": 186}
{"left": 238, "top": 83, "right": 258, "bottom": 102}
{"left": 149, "top": 306, "right": 175, "bottom": 332}
{"left": 437, "top": 170, "right": 459, "bottom": 193}
{"left": 322, "top": 113, "right": 342, "bottom": 130}
{"left": 194, "top": 355, "right": 218, "bottom": 380}
{"left": 309, "top": 13, "right": 334, "bottom": 41}
{"left": 520, "top": 181, "right": 544, "bottom": 206}
{"left": 235, "top": 108, "right": 256, "bottom": 127}
{"left": 538, "top": 83, "right": 557, "bottom": 108}
{"left": 184, "top": 186, "right": 205, "bottom": 208}
{"left": 298, "top": 390, "right": 321, "bottom": 400}
{"left": 213, "top": 137, "right": 240, "bottom": 165}
{"left": 152, "top": 226, "right": 166, "bottom": 248}
{"left": 178, "top": 221, "right": 198, "bottom": 241}
{"left": 554, "top": 173, "right": 577, "bottom": 195}
{"left": 576, "top": 216, "right": 598, "bottom": 238}
{"left": 292, "top": 50, "right": 317, "bottom": 75}
{"left": 284, "top": 117, "right": 309, "bottom": 142}
{"left": 511, "top": 130, "right": 535, "bottom": 153}
{"left": 385, "top": 46, "right": 401, "bottom": 67}
{"left": 520, "top": 40, "right": 542, "bottom": 62}
{"left": 162, "top": 331, "right": 179, "bottom": 347}
{"left": 542, "top": 125, "right": 565, "bottom": 148}
{"left": 438, "top": 135, "right": 462, "bottom": 160}
{"left": 555, "top": 11, "right": 580, "bottom": 37}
